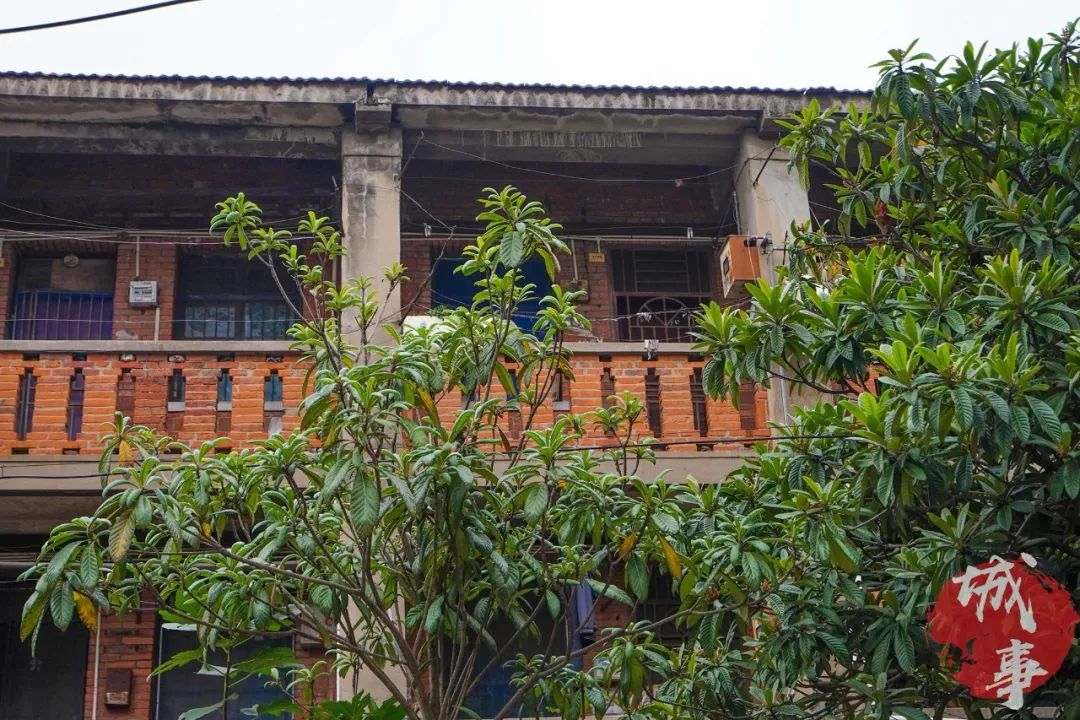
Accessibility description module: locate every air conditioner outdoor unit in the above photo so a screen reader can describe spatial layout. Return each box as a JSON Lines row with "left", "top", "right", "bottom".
{"left": 128, "top": 280, "right": 158, "bottom": 307}
{"left": 718, "top": 235, "right": 762, "bottom": 297}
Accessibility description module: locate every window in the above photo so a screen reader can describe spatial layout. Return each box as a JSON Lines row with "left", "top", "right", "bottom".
{"left": 459, "top": 587, "right": 591, "bottom": 718}
{"left": 0, "top": 587, "right": 88, "bottom": 720}
{"left": 636, "top": 569, "right": 688, "bottom": 646}
{"left": 155, "top": 624, "right": 291, "bottom": 720}
{"left": 176, "top": 255, "right": 298, "bottom": 340}
{"left": 430, "top": 255, "right": 552, "bottom": 328}
{"left": 611, "top": 248, "right": 712, "bottom": 342}
{"left": 9, "top": 257, "right": 115, "bottom": 341}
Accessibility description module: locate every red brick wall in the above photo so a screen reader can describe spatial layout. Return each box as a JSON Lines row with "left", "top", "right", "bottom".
{"left": 113, "top": 243, "right": 177, "bottom": 341}
{"left": 84, "top": 603, "right": 157, "bottom": 720}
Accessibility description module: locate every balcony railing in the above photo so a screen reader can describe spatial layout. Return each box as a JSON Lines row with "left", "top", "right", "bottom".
{"left": 0, "top": 344, "right": 767, "bottom": 457}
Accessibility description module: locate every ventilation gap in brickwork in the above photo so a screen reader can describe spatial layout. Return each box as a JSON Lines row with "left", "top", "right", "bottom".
{"left": 67, "top": 370, "right": 86, "bottom": 441}
{"left": 166, "top": 370, "right": 186, "bottom": 433}
{"left": 739, "top": 382, "right": 759, "bottom": 431}
{"left": 645, "top": 368, "right": 662, "bottom": 438}
{"left": 15, "top": 370, "right": 36, "bottom": 441}
{"left": 552, "top": 372, "right": 571, "bottom": 413}
{"left": 690, "top": 368, "right": 709, "bottom": 437}
{"left": 117, "top": 369, "right": 136, "bottom": 419}
{"left": 600, "top": 368, "right": 616, "bottom": 409}
{"left": 264, "top": 371, "right": 284, "bottom": 435}
{"left": 216, "top": 369, "right": 233, "bottom": 434}
{"left": 507, "top": 369, "right": 522, "bottom": 440}
{"left": 691, "top": 369, "right": 714, "bottom": 451}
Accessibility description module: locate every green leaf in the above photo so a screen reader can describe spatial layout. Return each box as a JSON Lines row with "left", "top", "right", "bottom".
{"left": 816, "top": 631, "right": 852, "bottom": 664}
{"left": 311, "top": 584, "right": 334, "bottom": 613}
{"left": 522, "top": 484, "right": 548, "bottom": 525}
{"left": 545, "top": 590, "right": 561, "bottom": 619}
{"left": 876, "top": 470, "right": 894, "bottom": 504}
{"left": 424, "top": 597, "right": 444, "bottom": 634}
{"left": 350, "top": 474, "right": 381, "bottom": 532}
{"left": 625, "top": 555, "right": 650, "bottom": 601}
{"left": 49, "top": 583, "right": 74, "bottom": 631}
{"left": 1009, "top": 405, "right": 1032, "bottom": 442}
{"left": 950, "top": 386, "right": 973, "bottom": 429}
{"left": 827, "top": 535, "right": 860, "bottom": 573}
{"left": 499, "top": 229, "right": 525, "bottom": 268}
{"left": 79, "top": 548, "right": 101, "bottom": 588}
{"left": 1026, "top": 396, "right": 1062, "bottom": 442}
{"left": 893, "top": 626, "right": 915, "bottom": 672}
{"left": 587, "top": 578, "right": 634, "bottom": 607}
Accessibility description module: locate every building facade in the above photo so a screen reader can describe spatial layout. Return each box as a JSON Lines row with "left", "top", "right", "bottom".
{"left": 0, "top": 72, "right": 865, "bottom": 719}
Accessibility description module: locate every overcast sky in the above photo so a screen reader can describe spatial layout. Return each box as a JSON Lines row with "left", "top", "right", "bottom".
{"left": 0, "top": 1, "right": 1076, "bottom": 90}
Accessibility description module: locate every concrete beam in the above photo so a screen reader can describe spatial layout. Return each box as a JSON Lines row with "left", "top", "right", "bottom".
{"left": 0, "top": 119, "right": 341, "bottom": 159}
{"left": 395, "top": 106, "right": 758, "bottom": 136}
{"left": 404, "top": 128, "right": 739, "bottom": 166}
{"left": 0, "top": 73, "right": 366, "bottom": 105}
{"left": 377, "top": 83, "right": 868, "bottom": 117}
{"left": 0, "top": 97, "right": 345, "bottom": 128}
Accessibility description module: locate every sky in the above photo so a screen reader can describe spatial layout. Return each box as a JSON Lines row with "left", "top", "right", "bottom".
{"left": 0, "top": 1, "right": 1076, "bottom": 90}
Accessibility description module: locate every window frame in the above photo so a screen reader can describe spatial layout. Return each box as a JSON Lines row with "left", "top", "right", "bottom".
{"left": 175, "top": 254, "right": 299, "bottom": 341}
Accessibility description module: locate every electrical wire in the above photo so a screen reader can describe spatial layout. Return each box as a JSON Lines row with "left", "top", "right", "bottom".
{"left": 0, "top": 0, "right": 206, "bottom": 35}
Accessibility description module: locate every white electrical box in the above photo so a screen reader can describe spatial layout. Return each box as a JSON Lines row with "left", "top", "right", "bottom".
{"left": 129, "top": 280, "right": 158, "bottom": 307}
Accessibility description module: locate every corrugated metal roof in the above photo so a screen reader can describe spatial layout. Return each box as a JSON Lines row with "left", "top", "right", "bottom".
{"left": 0, "top": 70, "right": 870, "bottom": 95}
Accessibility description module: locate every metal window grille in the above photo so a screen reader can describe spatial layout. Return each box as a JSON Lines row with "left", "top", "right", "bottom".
{"left": 611, "top": 248, "right": 711, "bottom": 342}
{"left": 176, "top": 254, "right": 298, "bottom": 340}
{"left": 9, "top": 290, "right": 114, "bottom": 341}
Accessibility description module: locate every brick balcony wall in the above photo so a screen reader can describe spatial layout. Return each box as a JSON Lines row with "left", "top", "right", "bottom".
{"left": 0, "top": 351, "right": 307, "bottom": 455}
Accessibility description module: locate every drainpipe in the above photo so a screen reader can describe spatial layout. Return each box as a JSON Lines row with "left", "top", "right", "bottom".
{"left": 91, "top": 609, "right": 102, "bottom": 720}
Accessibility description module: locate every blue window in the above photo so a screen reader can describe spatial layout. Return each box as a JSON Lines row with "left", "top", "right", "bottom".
{"left": 430, "top": 256, "right": 553, "bottom": 328}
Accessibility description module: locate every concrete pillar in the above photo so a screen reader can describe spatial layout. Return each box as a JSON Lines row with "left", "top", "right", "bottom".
{"left": 734, "top": 130, "right": 810, "bottom": 284}
{"left": 734, "top": 130, "right": 813, "bottom": 424}
{"left": 340, "top": 105, "right": 402, "bottom": 343}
